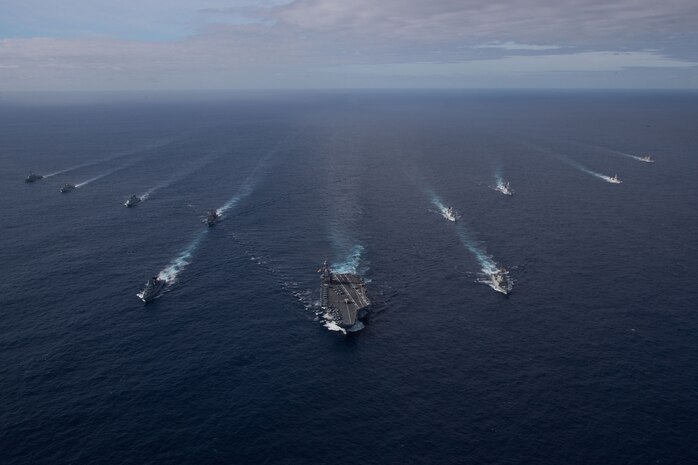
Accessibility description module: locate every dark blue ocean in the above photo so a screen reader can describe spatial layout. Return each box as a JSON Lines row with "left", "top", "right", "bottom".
{"left": 1, "top": 91, "right": 697, "bottom": 464}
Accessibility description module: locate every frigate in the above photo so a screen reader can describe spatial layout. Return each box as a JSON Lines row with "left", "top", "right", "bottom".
{"left": 139, "top": 276, "right": 166, "bottom": 303}
{"left": 488, "top": 268, "right": 512, "bottom": 295}
{"left": 124, "top": 195, "right": 142, "bottom": 207}
{"left": 25, "top": 171, "right": 44, "bottom": 183}
{"left": 205, "top": 209, "right": 220, "bottom": 226}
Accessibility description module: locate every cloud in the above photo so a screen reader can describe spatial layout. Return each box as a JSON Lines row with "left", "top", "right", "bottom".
{"left": 331, "top": 51, "right": 698, "bottom": 76}
{"left": 473, "top": 42, "right": 561, "bottom": 51}
{"left": 1, "top": 0, "right": 697, "bottom": 90}
{"left": 274, "top": 0, "right": 698, "bottom": 44}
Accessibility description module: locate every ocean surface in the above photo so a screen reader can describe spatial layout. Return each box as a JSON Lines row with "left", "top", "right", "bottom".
{"left": 1, "top": 91, "right": 697, "bottom": 464}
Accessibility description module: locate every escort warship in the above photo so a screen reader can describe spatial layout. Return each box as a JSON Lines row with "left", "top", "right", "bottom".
{"left": 25, "top": 171, "right": 44, "bottom": 183}
{"left": 496, "top": 181, "right": 513, "bottom": 196}
{"left": 124, "top": 195, "right": 142, "bottom": 207}
{"left": 206, "top": 209, "right": 220, "bottom": 226}
{"left": 139, "top": 276, "right": 167, "bottom": 303}
{"left": 488, "top": 268, "right": 512, "bottom": 295}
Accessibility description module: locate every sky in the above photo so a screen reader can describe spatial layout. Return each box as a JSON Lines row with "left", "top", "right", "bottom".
{"left": 0, "top": 0, "right": 697, "bottom": 91}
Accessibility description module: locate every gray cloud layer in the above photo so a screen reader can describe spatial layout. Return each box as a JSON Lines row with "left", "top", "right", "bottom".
{"left": 1, "top": 0, "right": 697, "bottom": 90}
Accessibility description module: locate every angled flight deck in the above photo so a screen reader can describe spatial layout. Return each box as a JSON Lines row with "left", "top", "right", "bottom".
{"left": 319, "top": 260, "right": 370, "bottom": 330}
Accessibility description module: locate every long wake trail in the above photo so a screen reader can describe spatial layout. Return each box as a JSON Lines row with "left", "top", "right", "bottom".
{"left": 428, "top": 188, "right": 456, "bottom": 221}
{"left": 75, "top": 158, "right": 141, "bottom": 188}
{"left": 44, "top": 139, "right": 171, "bottom": 178}
{"left": 492, "top": 169, "right": 510, "bottom": 194}
{"left": 139, "top": 156, "right": 215, "bottom": 201}
{"left": 151, "top": 151, "right": 275, "bottom": 290}
{"left": 428, "top": 188, "right": 511, "bottom": 292}
{"left": 583, "top": 143, "right": 652, "bottom": 163}
{"left": 563, "top": 158, "right": 620, "bottom": 184}
{"left": 157, "top": 230, "right": 208, "bottom": 284}
{"left": 455, "top": 224, "right": 498, "bottom": 275}
{"left": 494, "top": 169, "right": 504, "bottom": 188}
{"left": 525, "top": 141, "right": 621, "bottom": 184}
{"left": 216, "top": 153, "right": 274, "bottom": 217}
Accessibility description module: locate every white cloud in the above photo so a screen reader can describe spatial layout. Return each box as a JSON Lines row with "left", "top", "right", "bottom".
{"left": 473, "top": 41, "right": 561, "bottom": 51}
{"left": 332, "top": 51, "right": 698, "bottom": 76}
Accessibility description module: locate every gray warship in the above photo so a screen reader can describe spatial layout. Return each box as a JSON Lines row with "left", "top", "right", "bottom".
{"left": 124, "top": 195, "right": 142, "bottom": 207}
{"left": 488, "top": 268, "right": 513, "bottom": 295}
{"left": 25, "top": 171, "right": 44, "bottom": 183}
{"left": 319, "top": 260, "right": 371, "bottom": 331}
{"left": 205, "top": 209, "right": 220, "bottom": 226}
{"left": 139, "top": 276, "right": 166, "bottom": 303}
{"left": 60, "top": 183, "right": 76, "bottom": 193}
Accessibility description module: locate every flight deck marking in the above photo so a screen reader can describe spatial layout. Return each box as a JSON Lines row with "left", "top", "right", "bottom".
{"left": 336, "top": 274, "right": 369, "bottom": 309}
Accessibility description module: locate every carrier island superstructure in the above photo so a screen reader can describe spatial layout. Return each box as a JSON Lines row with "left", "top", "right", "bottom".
{"left": 319, "top": 260, "right": 370, "bottom": 331}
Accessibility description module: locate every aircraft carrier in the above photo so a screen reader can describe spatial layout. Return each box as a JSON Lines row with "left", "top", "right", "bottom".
{"left": 319, "top": 260, "right": 370, "bottom": 331}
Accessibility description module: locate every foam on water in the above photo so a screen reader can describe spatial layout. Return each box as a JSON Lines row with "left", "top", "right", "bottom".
{"left": 495, "top": 170, "right": 504, "bottom": 188}
{"left": 332, "top": 244, "right": 364, "bottom": 274}
{"left": 428, "top": 189, "right": 446, "bottom": 212}
{"left": 75, "top": 174, "right": 107, "bottom": 188}
{"left": 455, "top": 224, "right": 499, "bottom": 275}
{"left": 157, "top": 230, "right": 208, "bottom": 284}
{"left": 428, "top": 189, "right": 456, "bottom": 220}
{"left": 323, "top": 315, "right": 347, "bottom": 334}
{"left": 598, "top": 174, "right": 622, "bottom": 184}
{"left": 139, "top": 185, "right": 161, "bottom": 201}
{"left": 493, "top": 177, "right": 506, "bottom": 193}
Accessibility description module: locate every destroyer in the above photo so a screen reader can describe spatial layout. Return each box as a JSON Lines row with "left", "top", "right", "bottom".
{"left": 639, "top": 154, "right": 655, "bottom": 163}
{"left": 319, "top": 260, "right": 370, "bottom": 332}
{"left": 607, "top": 174, "right": 622, "bottom": 184}
{"left": 60, "top": 183, "right": 76, "bottom": 193}
{"left": 139, "top": 276, "right": 167, "bottom": 303}
{"left": 205, "top": 209, "right": 220, "bottom": 227}
{"left": 487, "top": 268, "right": 512, "bottom": 295}
{"left": 25, "top": 171, "right": 44, "bottom": 183}
{"left": 124, "top": 195, "right": 142, "bottom": 207}
{"left": 495, "top": 181, "right": 513, "bottom": 196}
